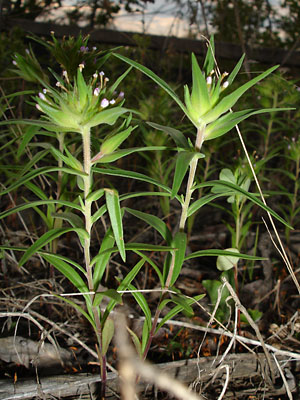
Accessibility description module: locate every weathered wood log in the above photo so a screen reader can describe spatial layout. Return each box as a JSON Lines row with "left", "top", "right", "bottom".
{"left": 0, "top": 353, "right": 298, "bottom": 399}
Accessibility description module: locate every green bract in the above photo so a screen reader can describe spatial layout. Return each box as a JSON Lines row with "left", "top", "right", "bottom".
{"left": 184, "top": 50, "right": 279, "bottom": 139}
{"left": 35, "top": 67, "right": 128, "bottom": 133}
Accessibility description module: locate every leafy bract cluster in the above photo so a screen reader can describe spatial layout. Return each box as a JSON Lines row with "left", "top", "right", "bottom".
{"left": 35, "top": 66, "right": 129, "bottom": 133}
{"left": 183, "top": 45, "right": 279, "bottom": 140}
{"left": 113, "top": 37, "right": 283, "bottom": 143}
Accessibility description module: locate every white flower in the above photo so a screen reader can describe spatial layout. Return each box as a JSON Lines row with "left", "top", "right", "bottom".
{"left": 93, "top": 87, "right": 100, "bottom": 96}
{"left": 39, "top": 92, "right": 46, "bottom": 100}
{"left": 100, "top": 98, "right": 109, "bottom": 108}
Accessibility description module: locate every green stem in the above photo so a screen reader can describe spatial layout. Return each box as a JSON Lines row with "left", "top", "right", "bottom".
{"left": 142, "top": 125, "right": 206, "bottom": 361}
{"left": 263, "top": 92, "right": 277, "bottom": 159}
{"left": 82, "top": 126, "right": 94, "bottom": 294}
{"left": 81, "top": 125, "right": 106, "bottom": 396}
{"left": 179, "top": 124, "right": 205, "bottom": 231}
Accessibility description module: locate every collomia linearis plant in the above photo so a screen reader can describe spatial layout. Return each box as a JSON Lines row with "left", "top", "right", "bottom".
{"left": 0, "top": 34, "right": 293, "bottom": 397}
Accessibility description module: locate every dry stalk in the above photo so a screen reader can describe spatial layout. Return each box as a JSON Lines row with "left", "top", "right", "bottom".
{"left": 221, "top": 276, "right": 276, "bottom": 384}
{"left": 114, "top": 313, "right": 205, "bottom": 400}
{"left": 272, "top": 353, "right": 294, "bottom": 400}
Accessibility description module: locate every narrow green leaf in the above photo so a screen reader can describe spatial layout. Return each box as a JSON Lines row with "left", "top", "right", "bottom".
{"left": 156, "top": 294, "right": 205, "bottom": 333}
{"left": 187, "top": 192, "right": 234, "bottom": 217}
{"left": 93, "top": 167, "right": 172, "bottom": 195}
{"left": 185, "top": 248, "right": 266, "bottom": 261}
{"left": 103, "top": 259, "right": 145, "bottom": 319}
{"left": 113, "top": 52, "right": 186, "bottom": 113}
{"left": 170, "top": 294, "right": 194, "bottom": 316}
{"left": 171, "top": 151, "right": 205, "bottom": 198}
{"left": 94, "top": 126, "right": 135, "bottom": 162}
{"left": 51, "top": 212, "right": 84, "bottom": 229}
{"left": 195, "top": 180, "right": 293, "bottom": 229}
{"left": 0, "top": 200, "right": 82, "bottom": 220}
{"left": 125, "top": 207, "right": 172, "bottom": 244}
{"left": 25, "top": 182, "right": 48, "bottom": 200}
{"left": 0, "top": 166, "right": 87, "bottom": 196}
{"left": 101, "top": 318, "right": 114, "bottom": 356}
{"left": 128, "top": 283, "right": 152, "bottom": 334}
{"left": 52, "top": 294, "right": 95, "bottom": 328}
{"left": 170, "top": 232, "right": 187, "bottom": 286}
{"left": 134, "top": 250, "right": 164, "bottom": 287}
{"left": 107, "top": 66, "right": 133, "bottom": 95}
{"left": 127, "top": 327, "right": 142, "bottom": 357}
{"left": 41, "top": 253, "right": 88, "bottom": 293}
{"left": 86, "top": 188, "right": 105, "bottom": 202}
{"left": 227, "top": 54, "right": 245, "bottom": 85}
{"left": 92, "top": 228, "right": 115, "bottom": 290}
{"left": 203, "top": 35, "right": 215, "bottom": 75}
{"left": 93, "top": 146, "right": 166, "bottom": 164}
{"left": 205, "top": 107, "right": 293, "bottom": 140}
{"left": 39, "top": 251, "right": 86, "bottom": 274}
{"left": 19, "top": 227, "right": 89, "bottom": 266}
{"left": 147, "top": 122, "right": 189, "bottom": 149}
{"left": 87, "top": 107, "right": 129, "bottom": 128}
{"left": 105, "top": 189, "right": 125, "bottom": 262}
{"left": 17, "top": 125, "right": 40, "bottom": 159}
{"left": 51, "top": 147, "right": 78, "bottom": 171}
{"left": 191, "top": 53, "right": 211, "bottom": 114}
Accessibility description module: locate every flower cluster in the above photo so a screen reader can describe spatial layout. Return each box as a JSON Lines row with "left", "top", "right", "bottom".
{"left": 35, "top": 65, "right": 127, "bottom": 133}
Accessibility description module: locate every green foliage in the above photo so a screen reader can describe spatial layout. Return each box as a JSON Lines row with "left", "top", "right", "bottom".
{"left": 0, "top": 32, "right": 295, "bottom": 396}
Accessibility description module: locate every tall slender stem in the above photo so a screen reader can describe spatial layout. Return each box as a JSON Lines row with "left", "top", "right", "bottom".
{"left": 82, "top": 126, "right": 94, "bottom": 294}
{"left": 179, "top": 124, "right": 205, "bottom": 231}
{"left": 142, "top": 125, "right": 206, "bottom": 361}
{"left": 81, "top": 125, "right": 106, "bottom": 398}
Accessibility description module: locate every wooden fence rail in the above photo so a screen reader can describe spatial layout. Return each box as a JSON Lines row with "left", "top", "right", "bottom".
{"left": 3, "top": 18, "right": 300, "bottom": 67}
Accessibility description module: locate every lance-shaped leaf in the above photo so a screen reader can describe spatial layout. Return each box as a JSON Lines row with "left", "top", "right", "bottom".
{"left": 87, "top": 107, "right": 129, "bottom": 128}
{"left": 101, "top": 318, "right": 114, "bottom": 356}
{"left": 170, "top": 231, "right": 187, "bottom": 286}
{"left": 227, "top": 54, "right": 245, "bottom": 86}
{"left": 103, "top": 259, "right": 145, "bottom": 320}
{"left": 91, "top": 126, "right": 136, "bottom": 163}
{"left": 112, "top": 52, "right": 187, "bottom": 114}
{"left": 125, "top": 207, "right": 172, "bottom": 244}
{"left": 92, "top": 146, "right": 167, "bottom": 164}
{"left": 171, "top": 151, "right": 205, "bottom": 198}
{"left": 0, "top": 199, "right": 82, "bottom": 220}
{"left": 203, "top": 35, "right": 215, "bottom": 75}
{"left": 156, "top": 294, "right": 205, "bottom": 333}
{"left": 194, "top": 180, "right": 292, "bottom": 229}
{"left": 51, "top": 146, "right": 83, "bottom": 171}
{"left": 205, "top": 107, "right": 293, "bottom": 141}
{"left": 105, "top": 189, "right": 125, "bottom": 262}
{"left": 147, "top": 122, "right": 189, "bottom": 149}
{"left": 190, "top": 53, "right": 211, "bottom": 115}
{"left": 19, "top": 227, "right": 89, "bottom": 267}
{"left": 41, "top": 253, "right": 88, "bottom": 294}
{"left": 92, "top": 227, "right": 115, "bottom": 291}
